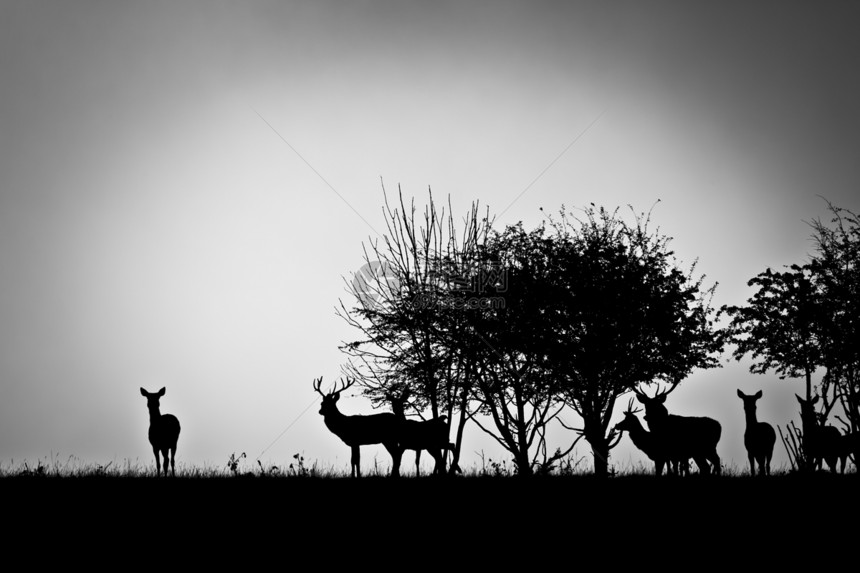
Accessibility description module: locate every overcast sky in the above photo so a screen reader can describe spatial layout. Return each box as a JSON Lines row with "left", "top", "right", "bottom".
{"left": 1, "top": 0, "right": 859, "bottom": 474}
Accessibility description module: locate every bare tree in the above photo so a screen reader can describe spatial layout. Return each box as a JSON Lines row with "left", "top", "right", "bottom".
{"left": 337, "top": 186, "right": 491, "bottom": 473}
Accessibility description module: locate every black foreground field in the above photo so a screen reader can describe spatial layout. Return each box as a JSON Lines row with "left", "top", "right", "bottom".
{"left": 6, "top": 472, "right": 858, "bottom": 560}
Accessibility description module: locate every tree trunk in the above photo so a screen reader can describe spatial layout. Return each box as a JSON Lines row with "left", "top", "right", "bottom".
{"left": 584, "top": 419, "right": 610, "bottom": 478}
{"left": 449, "top": 391, "right": 470, "bottom": 474}
{"left": 514, "top": 450, "right": 532, "bottom": 477}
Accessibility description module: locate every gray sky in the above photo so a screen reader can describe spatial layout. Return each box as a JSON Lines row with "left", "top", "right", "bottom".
{"left": 1, "top": 0, "right": 859, "bottom": 474}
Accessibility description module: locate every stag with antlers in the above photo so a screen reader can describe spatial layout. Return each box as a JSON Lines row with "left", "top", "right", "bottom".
{"left": 737, "top": 389, "right": 776, "bottom": 476}
{"left": 613, "top": 399, "right": 689, "bottom": 476}
{"left": 314, "top": 376, "right": 403, "bottom": 477}
{"left": 390, "top": 391, "right": 453, "bottom": 476}
{"left": 634, "top": 382, "right": 722, "bottom": 475}
{"left": 796, "top": 394, "right": 847, "bottom": 473}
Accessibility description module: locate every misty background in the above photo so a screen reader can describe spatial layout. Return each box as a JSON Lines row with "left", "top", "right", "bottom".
{"left": 1, "top": 0, "right": 859, "bottom": 473}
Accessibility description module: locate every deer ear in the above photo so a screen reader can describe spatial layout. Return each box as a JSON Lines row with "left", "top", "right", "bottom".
{"left": 158, "top": 387, "right": 166, "bottom": 396}
{"left": 796, "top": 394, "right": 803, "bottom": 404}
{"left": 737, "top": 389, "right": 744, "bottom": 399}
{"left": 754, "top": 390, "right": 762, "bottom": 399}
{"left": 332, "top": 393, "right": 339, "bottom": 402}
{"left": 140, "top": 388, "right": 147, "bottom": 397}
{"left": 811, "top": 396, "right": 818, "bottom": 405}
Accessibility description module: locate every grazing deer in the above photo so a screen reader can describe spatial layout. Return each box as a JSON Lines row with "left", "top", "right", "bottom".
{"left": 796, "top": 395, "right": 846, "bottom": 473}
{"left": 635, "top": 383, "right": 722, "bottom": 475}
{"left": 737, "top": 389, "right": 776, "bottom": 476}
{"left": 140, "top": 387, "right": 181, "bottom": 477}
{"left": 613, "top": 399, "right": 689, "bottom": 476}
{"left": 314, "top": 377, "right": 402, "bottom": 478}
{"left": 391, "top": 392, "right": 453, "bottom": 476}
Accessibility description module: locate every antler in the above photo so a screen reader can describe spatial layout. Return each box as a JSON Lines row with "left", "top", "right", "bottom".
{"left": 333, "top": 376, "right": 356, "bottom": 396}
{"left": 635, "top": 380, "right": 679, "bottom": 400}
{"left": 654, "top": 381, "right": 679, "bottom": 399}
{"left": 625, "top": 398, "right": 642, "bottom": 415}
{"left": 314, "top": 376, "right": 357, "bottom": 397}
{"left": 312, "top": 377, "right": 325, "bottom": 396}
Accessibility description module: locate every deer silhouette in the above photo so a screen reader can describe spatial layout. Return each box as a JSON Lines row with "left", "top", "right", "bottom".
{"left": 314, "top": 376, "right": 402, "bottom": 477}
{"left": 391, "top": 391, "right": 453, "bottom": 476}
{"left": 613, "top": 399, "right": 689, "bottom": 476}
{"left": 796, "top": 394, "right": 846, "bottom": 473}
{"left": 635, "top": 383, "right": 722, "bottom": 475}
{"left": 140, "top": 387, "right": 181, "bottom": 477}
{"left": 737, "top": 389, "right": 775, "bottom": 476}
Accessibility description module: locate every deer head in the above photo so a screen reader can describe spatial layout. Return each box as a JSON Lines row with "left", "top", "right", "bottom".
{"left": 634, "top": 382, "right": 678, "bottom": 426}
{"left": 313, "top": 377, "right": 355, "bottom": 417}
{"left": 140, "top": 387, "right": 167, "bottom": 414}
{"left": 613, "top": 398, "right": 644, "bottom": 434}
{"left": 737, "top": 389, "right": 763, "bottom": 413}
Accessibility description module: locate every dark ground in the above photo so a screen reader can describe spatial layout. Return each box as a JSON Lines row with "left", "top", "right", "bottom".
{"left": 4, "top": 473, "right": 856, "bottom": 566}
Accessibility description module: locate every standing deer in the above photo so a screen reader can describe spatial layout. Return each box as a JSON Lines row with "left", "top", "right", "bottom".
{"left": 314, "top": 377, "right": 403, "bottom": 478}
{"left": 635, "top": 383, "right": 722, "bottom": 475}
{"left": 391, "top": 391, "right": 453, "bottom": 476}
{"left": 796, "top": 394, "right": 846, "bottom": 473}
{"left": 737, "top": 389, "right": 776, "bottom": 476}
{"left": 140, "top": 387, "right": 181, "bottom": 477}
{"left": 613, "top": 399, "right": 689, "bottom": 476}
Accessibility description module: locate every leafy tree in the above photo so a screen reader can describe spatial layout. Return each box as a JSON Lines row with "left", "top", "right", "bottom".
{"left": 724, "top": 264, "right": 823, "bottom": 400}
{"left": 807, "top": 202, "right": 860, "bottom": 433}
{"left": 460, "top": 223, "right": 579, "bottom": 476}
{"left": 724, "top": 200, "right": 860, "bottom": 469}
{"left": 546, "top": 206, "right": 724, "bottom": 477}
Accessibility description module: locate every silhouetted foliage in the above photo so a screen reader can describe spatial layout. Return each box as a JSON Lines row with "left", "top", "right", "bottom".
{"left": 725, "top": 200, "right": 860, "bottom": 471}
{"left": 338, "top": 187, "right": 492, "bottom": 473}
{"left": 461, "top": 223, "right": 578, "bottom": 476}
{"left": 546, "top": 206, "right": 723, "bottom": 477}
{"left": 807, "top": 203, "right": 860, "bottom": 453}
{"left": 724, "top": 264, "right": 823, "bottom": 397}
{"left": 338, "top": 196, "right": 722, "bottom": 477}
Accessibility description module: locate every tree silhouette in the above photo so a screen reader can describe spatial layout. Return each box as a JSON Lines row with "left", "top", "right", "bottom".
{"left": 545, "top": 206, "right": 723, "bottom": 477}
{"left": 807, "top": 202, "right": 860, "bottom": 441}
{"left": 338, "top": 186, "right": 491, "bottom": 473}
{"left": 462, "top": 223, "right": 579, "bottom": 476}
{"left": 725, "top": 200, "right": 860, "bottom": 470}
{"left": 339, "top": 196, "right": 723, "bottom": 477}
{"left": 724, "top": 264, "right": 823, "bottom": 399}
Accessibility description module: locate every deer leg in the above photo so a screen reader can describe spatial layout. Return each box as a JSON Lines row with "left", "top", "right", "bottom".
{"left": 709, "top": 450, "right": 721, "bottom": 475}
{"left": 170, "top": 446, "right": 177, "bottom": 477}
{"left": 432, "top": 448, "right": 445, "bottom": 475}
{"left": 391, "top": 444, "right": 402, "bottom": 478}
{"left": 748, "top": 453, "right": 755, "bottom": 477}
{"left": 152, "top": 447, "right": 161, "bottom": 476}
{"left": 351, "top": 445, "right": 360, "bottom": 478}
{"left": 160, "top": 448, "right": 169, "bottom": 476}
{"left": 415, "top": 449, "right": 421, "bottom": 477}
